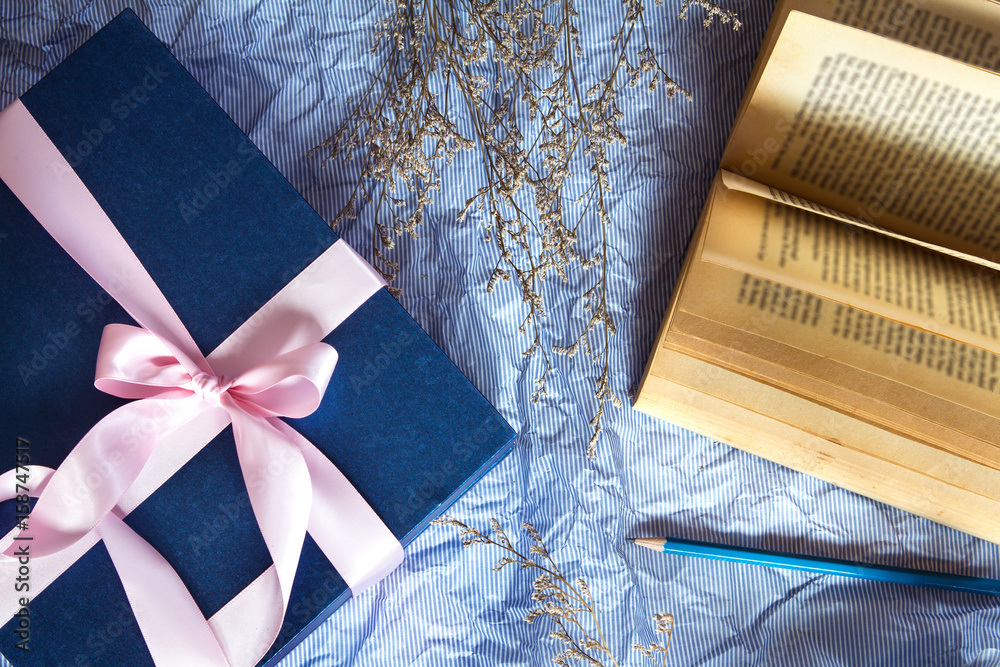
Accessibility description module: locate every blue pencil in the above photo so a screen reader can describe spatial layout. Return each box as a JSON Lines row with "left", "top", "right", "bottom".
{"left": 628, "top": 536, "right": 1000, "bottom": 597}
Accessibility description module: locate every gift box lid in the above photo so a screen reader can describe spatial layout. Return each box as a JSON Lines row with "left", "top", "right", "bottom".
{"left": 0, "top": 9, "right": 515, "bottom": 666}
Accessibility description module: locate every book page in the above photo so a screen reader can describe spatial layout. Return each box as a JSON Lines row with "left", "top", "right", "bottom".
{"left": 639, "top": 348, "right": 1000, "bottom": 544}
{"left": 732, "top": 0, "right": 1000, "bottom": 163}
{"left": 744, "top": 0, "right": 1000, "bottom": 103}
{"left": 673, "top": 258, "right": 1000, "bottom": 449}
{"left": 826, "top": 0, "right": 1000, "bottom": 68}
{"left": 721, "top": 11, "right": 1000, "bottom": 259}
{"left": 700, "top": 184, "right": 1000, "bottom": 354}
{"left": 666, "top": 315, "right": 1000, "bottom": 472}
{"left": 720, "top": 170, "right": 1000, "bottom": 273}
{"left": 645, "top": 181, "right": 1000, "bottom": 432}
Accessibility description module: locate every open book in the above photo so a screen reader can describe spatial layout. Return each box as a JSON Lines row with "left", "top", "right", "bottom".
{"left": 635, "top": 0, "right": 1000, "bottom": 544}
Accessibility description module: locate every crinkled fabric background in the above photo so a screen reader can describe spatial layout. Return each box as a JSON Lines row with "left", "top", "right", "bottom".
{"left": 2, "top": 1, "right": 999, "bottom": 665}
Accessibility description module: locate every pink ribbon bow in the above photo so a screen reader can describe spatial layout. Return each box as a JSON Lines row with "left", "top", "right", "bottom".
{"left": 14, "top": 324, "right": 340, "bottom": 560}
{"left": 0, "top": 99, "right": 404, "bottom": 667}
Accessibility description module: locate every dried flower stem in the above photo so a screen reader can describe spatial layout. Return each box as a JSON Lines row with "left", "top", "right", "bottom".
{"left": 433, "top": 516, "right": 674, "bottom": 666}
{"left": 310, "top": 0, "right": 739, "bottom": 457}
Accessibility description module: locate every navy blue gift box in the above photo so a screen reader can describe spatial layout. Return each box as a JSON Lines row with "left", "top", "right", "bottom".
{"left": 0, "top": 9, "right": 514, "bottom": 666}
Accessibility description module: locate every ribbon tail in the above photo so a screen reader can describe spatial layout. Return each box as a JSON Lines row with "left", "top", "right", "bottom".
{"left": 2, "top": 467, "right": 229, "bottom": 667}
{"left": 270, "top": 419, "right": 404, "bottom": 595}
{"left": 0, "top": 466, "right": 101, "bottom": 624}
{"left": 99, "top": 515, "right": 230, "bottom": 667}
{"left": 0, "top": 465, "right": 54, "bottom": 498}
{"left": 227, "top": 402, "right": 312, "bottom": 666}
{"left": 4, "top": 398, "right": 207, "bottom": 558}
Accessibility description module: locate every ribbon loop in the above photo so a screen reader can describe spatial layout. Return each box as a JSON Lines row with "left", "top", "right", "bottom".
{"left": 227, "top": 343, "right": 339, "bottom": 418}
{"left": 95, "top": 323, "right": 195, "bottom": 399}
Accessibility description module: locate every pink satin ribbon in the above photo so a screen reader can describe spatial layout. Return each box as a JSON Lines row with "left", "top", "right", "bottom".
{"left": 0, "top": 99, "right": 404, "bottom": 666}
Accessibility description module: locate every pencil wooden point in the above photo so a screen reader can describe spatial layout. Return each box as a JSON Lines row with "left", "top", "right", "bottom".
{"left": 631, "top": 538, "right": 666, "bottom": 552}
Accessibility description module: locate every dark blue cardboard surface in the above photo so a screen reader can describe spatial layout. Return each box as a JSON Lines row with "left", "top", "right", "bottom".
{"left": 0, "top": 9, "right": 515, "bottom": 666}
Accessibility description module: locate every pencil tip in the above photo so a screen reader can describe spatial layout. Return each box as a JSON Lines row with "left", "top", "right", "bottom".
{"left": 625, "top": 537, "right": 636, "bottom": 542}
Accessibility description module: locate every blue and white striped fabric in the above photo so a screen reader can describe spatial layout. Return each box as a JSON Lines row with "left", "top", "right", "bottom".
{"left": 2, "top": 1, "right": 1000, "bottom": 665}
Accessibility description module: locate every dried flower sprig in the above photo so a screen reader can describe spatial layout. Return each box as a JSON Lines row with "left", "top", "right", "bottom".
{"left": 632, "top": 612, "right": 674, "bottom": 666}
{"left": 432, "top": 516, "right": 674, "bottom": 666}
{"left": 310, "top": 0, "right": 739, "bottom": 457}
{"left": 678, "top": 0, "right": 741, "bottom": 28}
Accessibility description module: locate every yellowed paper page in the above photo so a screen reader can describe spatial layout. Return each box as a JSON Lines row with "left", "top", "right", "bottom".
{"left": 823, "top": 0, "right": 1000, "bottom": 69}
{"left": 665, "top": 318, "right": 1000, "bottom": 473}
{"left": 731, "top": 0, "right": 1000, "bottom": 168}
{"left": 700, "top": 185, "right": 1000, "bottom": 354}
{"left": 742, "top": 0, "right": 1000, "bottom": 107}
{"left": 722, "top": 11, "right": 1000, "bottom": 259}
{"left": 720, "top": 170, "right": 1000, "bottom": 274}
{"left": 676, "top": 258, "right": 1000, "bottom": 427}
{"left": 636, "top": 348, "right": 1000, "bottom": 544}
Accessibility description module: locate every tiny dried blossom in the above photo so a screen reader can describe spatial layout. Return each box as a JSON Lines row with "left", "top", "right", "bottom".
{"left": 311, "top": 0, "right": 739, "bottom": 457}
{"left": 632, "top": 612, "right": 675, "bottom": 665}
{"left": 434, "top": 517, "right": 674, "bottom": 666}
